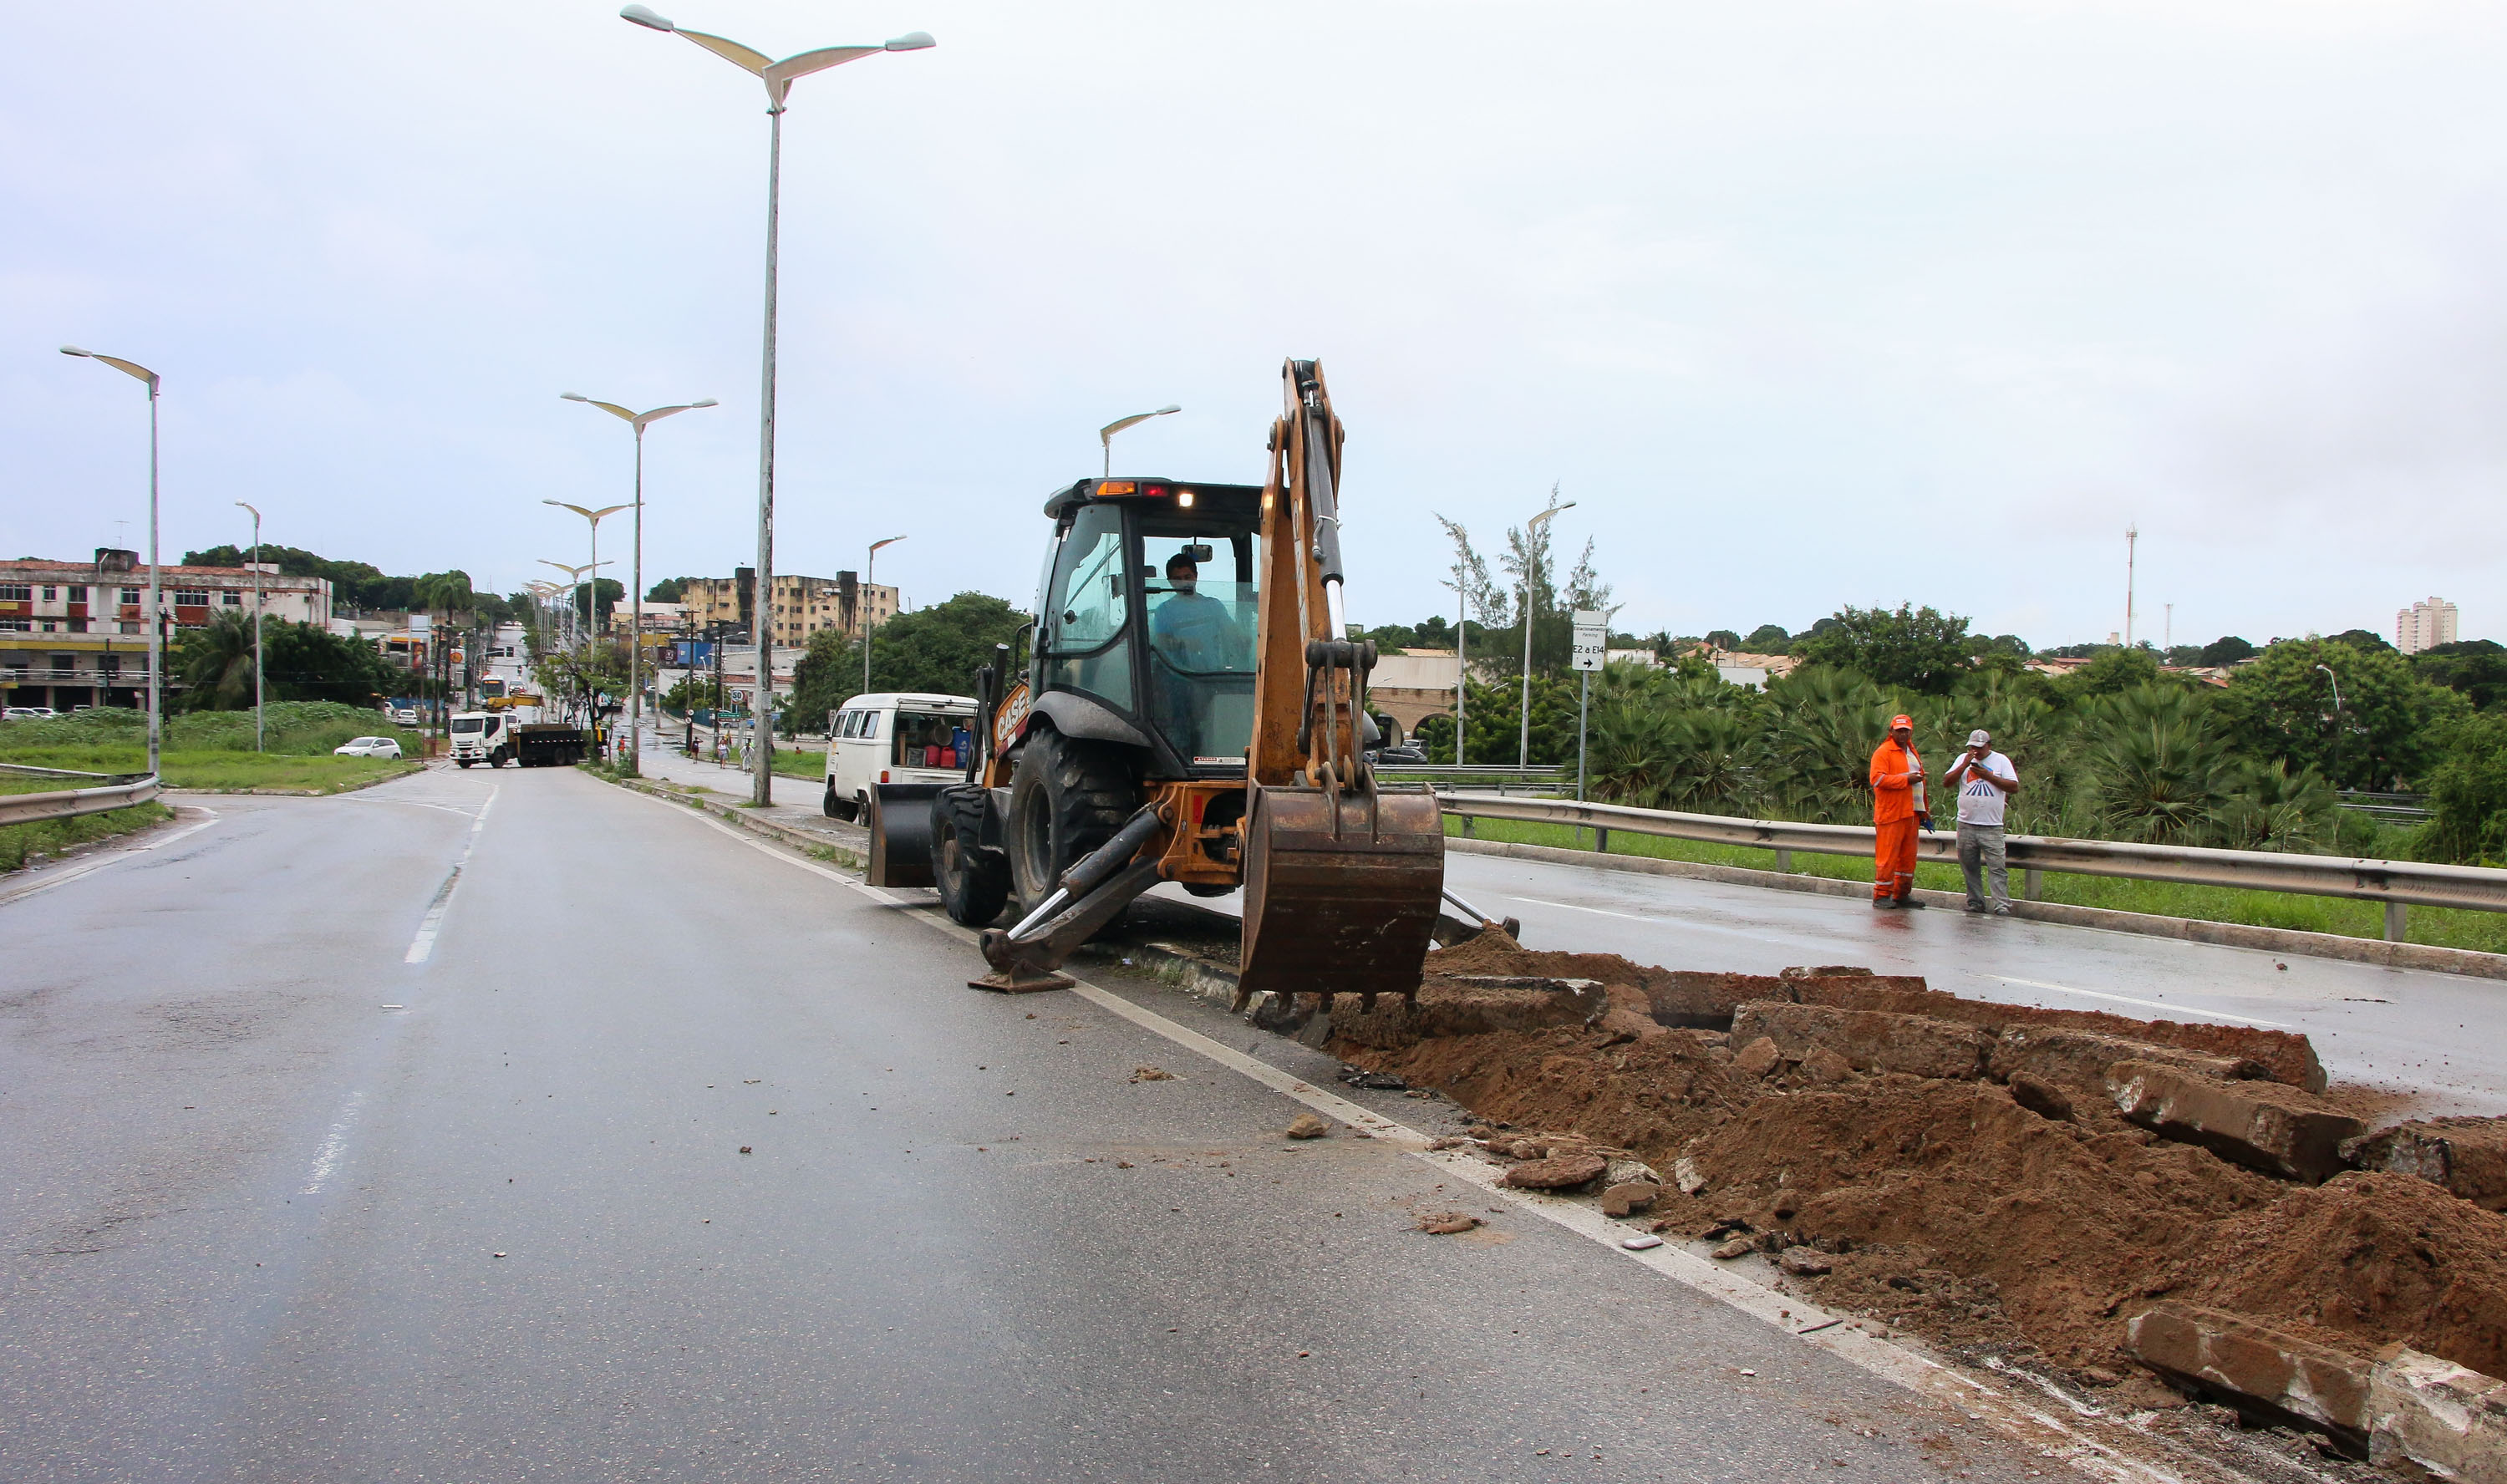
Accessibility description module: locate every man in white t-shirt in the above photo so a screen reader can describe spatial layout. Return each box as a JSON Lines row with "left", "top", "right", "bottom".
{"left": 1943, "top": 728, "right": 2020, "bottom": 914}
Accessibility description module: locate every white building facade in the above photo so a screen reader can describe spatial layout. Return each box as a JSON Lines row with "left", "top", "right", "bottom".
{"left": 2396, "top": 597, "right": 2459, "bottom": 655}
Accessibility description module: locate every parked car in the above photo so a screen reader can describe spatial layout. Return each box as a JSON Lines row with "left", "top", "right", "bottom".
{"left": 3, "top": 707, "right": 43, "bottom": 720}
{"left": 335, "top": 737, "right": 404, "bottom": 760}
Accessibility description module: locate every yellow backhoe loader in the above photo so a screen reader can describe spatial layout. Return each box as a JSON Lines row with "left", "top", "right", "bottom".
{"left": 870, "top": 359, "right": 1501, "bottom": 1005}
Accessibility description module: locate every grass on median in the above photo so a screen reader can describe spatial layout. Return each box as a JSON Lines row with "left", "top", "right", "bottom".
{"left": 1447, "top": 814, "right": 2507, "bottom": 956}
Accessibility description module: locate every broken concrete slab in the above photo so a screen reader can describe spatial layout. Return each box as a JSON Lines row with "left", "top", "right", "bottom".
{"left": 2367, "top": 1346, "right": 2507, "bottom": 1484}
{"left": 1777, "top": 1246, "right": 1833, "bottom": 1277}
{"left": 1732, "top": 1035, "right": 1782, "bottom": 1079}
{"left": 1599, "top": 1182, "right": 1660, "bottom": 1217}
{"left": 1328, "top": 974, "right": 1606, "bottom": 1049}
{"left": 1643, "top": 971, "right": 1794, "bottom": 1029}
{"left": 2342, "top": 1117, "right": 2507, "bottom": 1212}
{"left": 2126, "top": 1301, "right": 2373, "bottom": 1451}
{"left": 1730, "top": 1001, "right": 1991, "bottom": 1082}
{"left": 1989, "top": 1025, "right": 2263, "bottom": 1096}
{"left": 1500, "top": 1152, "right": 1609, "bottom": 1191}
{"left": 2108, "top": 1062, "right": 2365, "bottom": 1183}
{"left": 1800, "top": 1047, "right": 1857, "bottom": 1085}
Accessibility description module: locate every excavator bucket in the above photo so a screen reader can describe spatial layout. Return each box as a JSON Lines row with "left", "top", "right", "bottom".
{"left": 1235, "top": 782, "right": 1447, "bottom": 1012}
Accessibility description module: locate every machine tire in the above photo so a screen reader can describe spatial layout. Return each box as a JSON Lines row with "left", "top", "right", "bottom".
{"left": 1007, "top": 728, "right": 1137, "bottom": 910}
{"left": 824, "top": 785, "right": 858, "bottom": 822}
{"left": 933, "top": 813, "right": 1012, "bottom": 926}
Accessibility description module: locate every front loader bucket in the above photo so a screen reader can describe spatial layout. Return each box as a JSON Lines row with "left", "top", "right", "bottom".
{"left": 1236, "top": 783, "right": 1446, "bottom": 1012}
{"left": 867, "top": 783, "right": 946, "bottom": 888}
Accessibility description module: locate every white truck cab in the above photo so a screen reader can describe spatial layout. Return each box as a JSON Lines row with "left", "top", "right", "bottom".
{"left": 823, "top": 692, "right": 979, "bottom": 821}
{"left": 448, "top": 710, "right": 516, "bottom": 768}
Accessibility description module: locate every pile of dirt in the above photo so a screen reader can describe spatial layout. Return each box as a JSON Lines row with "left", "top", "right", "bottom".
{"left": 1332, "top": 932, "right": 2507, "bottom": 1386}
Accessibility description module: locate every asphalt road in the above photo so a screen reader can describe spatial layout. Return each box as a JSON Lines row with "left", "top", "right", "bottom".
{"left": 3, "top": 766, "right": 2077, "bottom": 1484}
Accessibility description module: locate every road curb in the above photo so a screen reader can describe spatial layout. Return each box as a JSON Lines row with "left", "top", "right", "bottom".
{"left": 1449, "top": 836, "right": 2507, "bottom": 983}
{"left": 609, "top": 774, "right": 867, "bottom": 869}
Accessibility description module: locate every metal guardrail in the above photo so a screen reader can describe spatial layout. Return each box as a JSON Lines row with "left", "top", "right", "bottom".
{"left": 1437, "top": 791, "right": 2507, "bottom": 929}
{"left": 0, "top": 763, "right": 161, "bottom": 827}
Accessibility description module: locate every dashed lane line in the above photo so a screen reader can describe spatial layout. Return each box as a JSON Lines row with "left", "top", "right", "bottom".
{"left": 403, "top": 785, "right": 500, "bottom": 965}
{"left": 615, "top": 780, "right": 2203, "bottom": 1484}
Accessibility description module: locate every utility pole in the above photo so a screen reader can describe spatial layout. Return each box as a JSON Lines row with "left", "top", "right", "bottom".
{"left": 1454, "top": 578, "right": 1467, "bottom": 767}
{"left": 2164, "top": 602, "right": 2173, "bottom": 653}
{"left": 2127, "top": 526, "right": 2138, "bottom": 648}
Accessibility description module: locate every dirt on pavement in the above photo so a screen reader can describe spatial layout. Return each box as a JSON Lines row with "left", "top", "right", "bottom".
{"left": 1324, "top": 932, "right": 2507, "bottom": 1390}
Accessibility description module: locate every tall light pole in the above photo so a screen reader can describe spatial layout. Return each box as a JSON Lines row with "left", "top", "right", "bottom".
{"left": 236, "top": 501, "right": 264, "bottom": 751}
{"left": 1441, "top": 567, "right": 1469, "bottom": 766}
{"left": 1518, "top": 499, "right": 1574, "bottom": 770}
{"left": 1099, "top": 405, "right": 1180, "bottom": 476}
{"left": 621, "top": 5, "right": 936, "bottom": 806}
{"left": 864, "top": 535, "right": 904, "bottom": 694}
{"left": 538, "top": 559, "right": 608, "bottom": 666}
{"left": 562, "top": 394, "right": 716, "bottom": 775}
{"left": 543, "top": 503, "right": 630, "bottom": 656}
{"left": 60, "top": 346, "right": 162, "bottom": 780}
{"left": 2316, "top": 662, "right": 2345, "bottom": 788}
{"left": 2124, "top": 524, "right": 2138, "bottom": 649}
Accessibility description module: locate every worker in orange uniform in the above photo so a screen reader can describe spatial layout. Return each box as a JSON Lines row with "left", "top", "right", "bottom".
{"left": 1869, "top": 714, "right": 1933, "bottom": 908}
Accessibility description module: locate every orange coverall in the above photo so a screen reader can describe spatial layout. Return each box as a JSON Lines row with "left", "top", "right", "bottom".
{"left": 1869, "top": 738, "right": 1923, "bottom": 901}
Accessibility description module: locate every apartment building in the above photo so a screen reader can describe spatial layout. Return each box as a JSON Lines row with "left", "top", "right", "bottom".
{"left": 2396, "top": 597, "right": 2459, "bottom": 655}
{"left": 677, "top": 570, "right": 898, "bottom": 643}
{"left": 0, "top": 552, "right": 335, "bottom": 710}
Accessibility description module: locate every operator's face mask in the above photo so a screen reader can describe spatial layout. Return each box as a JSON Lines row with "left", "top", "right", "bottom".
{"left": 1170, "top": 572, "right": 1197, "bottom": 596}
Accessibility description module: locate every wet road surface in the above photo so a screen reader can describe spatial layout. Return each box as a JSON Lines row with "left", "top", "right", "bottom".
{"left": 4, "top": 765, "right": 2087, "bottom": 1483}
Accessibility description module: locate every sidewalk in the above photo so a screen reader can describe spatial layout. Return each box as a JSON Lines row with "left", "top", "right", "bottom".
{"left": 623, "top": 726, "right": 866, "bottom": 854}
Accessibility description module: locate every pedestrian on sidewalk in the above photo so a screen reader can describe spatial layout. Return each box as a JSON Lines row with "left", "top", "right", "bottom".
{"left": 1944, "top": 728, "right": 2020, "bottom": 915}
{"left": 1869, "top": 714, "right": 1932, "bottom": 909}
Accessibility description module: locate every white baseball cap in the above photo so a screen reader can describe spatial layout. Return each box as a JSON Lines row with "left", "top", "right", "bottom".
{"left": 1967, "top": 729, "right": 1991, "bottom": 746}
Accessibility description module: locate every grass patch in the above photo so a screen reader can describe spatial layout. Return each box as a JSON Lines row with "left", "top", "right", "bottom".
{"left": 770, "top": 748, "right": 822, "bottom": 781}
{"left": 1, "top": 800, "right": 176, "bottom": 872}
{"left": 0, "top": 703, "right": 425, "bottom": 794}
{"left": 1448, "top": 815, "right": 2507, "bottom": 956}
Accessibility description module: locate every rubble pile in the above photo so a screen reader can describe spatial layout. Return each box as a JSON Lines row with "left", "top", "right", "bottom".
{"left": 1320, "top": 933, "right": 2507, "bottom": 1417}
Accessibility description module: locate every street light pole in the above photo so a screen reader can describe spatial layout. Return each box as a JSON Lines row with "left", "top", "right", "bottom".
{"left": 1098, "top": 405, "right": 1181, "bottom": 477}
{"left": 60, "top": 346, "right": 162, "bottom": 780}
{"left": 864, "top": 535, "right": 904, "bottom": 694}
{"left": 621, "top": 4, "right": 936, "bottom": 807}
{"left": 236, "top": 501, "right": 263, "bottom": 751}
{"left": 538, "top": 558, "right": 609, "bottom": 718}
{"left": 1517, "top": 499, "right": 1574, "bottom": 770}
{"left": 561, "top": 394, "right": 715, "bottom": 775}
{"left": 2316, "top": 662, "right": 2345, "bottom": 788}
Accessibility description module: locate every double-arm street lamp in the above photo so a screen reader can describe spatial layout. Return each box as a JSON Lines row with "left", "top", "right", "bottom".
{"left": 561, "top": 394, "right": 716, "bottom": 775}
{"left": 236, "top": 501, "right": 264, "bottom": 752}
{"left": 59, "top": 346, "right": 163, "bottom": 779}
{"left": 538, "top": 558, "right": 609, "bottom": 656}
{"left": 620, "top": 4, "right": 935, "bottom": 806}
{"left": 543, "top": 502, "right": 631, "bottom": 654}
{"left": 1518, "top": 499, "right": 1575, "bottom": 769}
{"left": 1099, "top": 405, "right": 1180, "bottom": 477}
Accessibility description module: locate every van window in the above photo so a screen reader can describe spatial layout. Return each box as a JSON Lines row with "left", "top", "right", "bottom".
{"left": 892, "top": 709, "right": 969, "bottom": 770}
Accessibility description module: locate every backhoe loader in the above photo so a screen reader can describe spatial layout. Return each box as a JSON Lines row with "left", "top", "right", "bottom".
{"left": 869, "top": 359, "right": 1484, "bottom": 1005}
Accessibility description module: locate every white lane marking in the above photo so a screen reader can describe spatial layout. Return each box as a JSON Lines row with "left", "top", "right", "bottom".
{"left": 616, "top": 784, "right": 2192, "bottom": 1483}
{"left": 404, "top": 785, "right": 499, "bottom": 964}
{"left": 0, "top": 806, "right": 223, "bottom": 909}
{"left": 301, "top": 1090, "right": 367, "bottom": 1195}
{"left": 1987, "top": 973, "right": 2295, "bottom": 1029}
{"left": 1504, "top": 892, "right": 1772, "bottom": 942}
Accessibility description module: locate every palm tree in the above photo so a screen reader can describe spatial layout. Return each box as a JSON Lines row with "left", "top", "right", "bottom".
{"left": 175, "top": 611, "right": 257, "bottom": 711}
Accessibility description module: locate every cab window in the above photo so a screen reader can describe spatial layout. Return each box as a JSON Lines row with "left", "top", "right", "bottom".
{"left": 1040, "top": 503, "right": 1132, "bottom": 710}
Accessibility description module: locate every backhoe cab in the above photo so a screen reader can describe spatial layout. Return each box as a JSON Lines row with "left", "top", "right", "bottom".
{"left": 871, "top": 360, "right": 1465, "bottom": 1006}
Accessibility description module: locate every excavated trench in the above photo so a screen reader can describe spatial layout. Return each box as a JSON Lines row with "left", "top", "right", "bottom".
{"left": 1280, "top": 930, "right": 2507, "bottom": 1409}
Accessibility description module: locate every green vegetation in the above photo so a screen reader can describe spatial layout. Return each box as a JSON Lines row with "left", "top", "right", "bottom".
{"left": 770, "top": 748, "right": 821, "bottom": 781}
{"left": 1447, "top": 814, "right": 2507, "bottom": 953}
{"left": 172, "top": 611, "right": 413, "bottom": 710}
{"left": 0, "top": 704, "right": 422, "bottom": 793}
{"left": 0, "top": 800, "right": 177, "bottom": 872}
{"left": 786, "top": 592, "right": 1030, "bottom": 734}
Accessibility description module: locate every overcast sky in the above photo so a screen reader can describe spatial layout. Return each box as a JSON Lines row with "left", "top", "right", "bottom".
{"left": 6, "top": 2, "right": 2503, "bottom": 649}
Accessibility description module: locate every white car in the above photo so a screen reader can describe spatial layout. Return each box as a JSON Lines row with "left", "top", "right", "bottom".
{"left": 335, "top": 737, "right": 404, "bottom": 760}
{"left": 4, "top": 706, "right": 58, "bottom": 719}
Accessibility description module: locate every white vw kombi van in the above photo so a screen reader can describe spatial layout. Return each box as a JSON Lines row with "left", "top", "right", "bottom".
{"left": 822, "top": 692, "right": 980, "bottom": 821}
